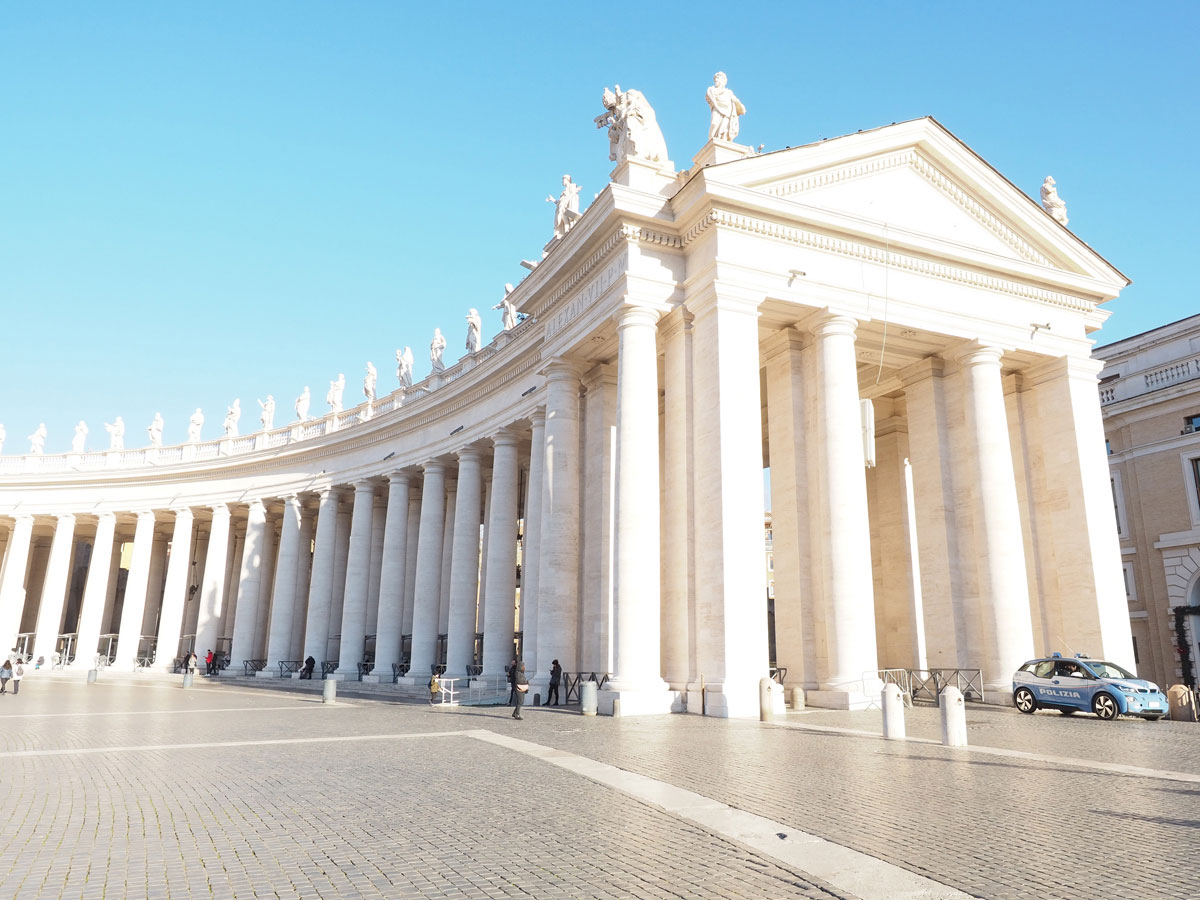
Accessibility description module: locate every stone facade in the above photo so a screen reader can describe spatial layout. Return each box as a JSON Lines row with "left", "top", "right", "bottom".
{"left": 1096, "top": 314, "right": 1200, "bottom": 688}
{"left": 0, "top": 116, "right": 1135, "bottom": 714}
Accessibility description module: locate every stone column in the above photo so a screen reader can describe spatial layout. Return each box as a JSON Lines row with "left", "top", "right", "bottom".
{"left": 0, "top": 515, "right": 34, "bottom": 654}
{"left": 365, "top": 497, "right": 387, "bottom": 634}
{"left": 689, "top": 289, "right": 769, "bottom": 717}
{"left": 71, "top": 513, "right": 115, "bottom": 668}
{"left": 221, "top": 524, "right": 245, "bottom": 643}
{"left": 194, "top": 505, "right": 231, "bottom": 660}
{"left": 581, "top": 364, "right": 617, "bottom": 674}
{"left": 369, "top": 472, "right": 411, "bottom": 680}
{"left": 1026, "top": 356, "right": 1136, "bottom": 669}
{"left": 252, "top": 519, "right": 276, "bottom": 659}
{"left": 261, "top": 495, "right": 303, "bottom": 672}
{"left": 535, "top": 361, "right": 583, "bottom": 682}
{"left": 141, "top": 533, "right": 169, "bottom": 641}
{"left": 302, "top": 489, "right": 340, "bottom": 665}
{"left": 328, "top": 500, "right": 352, "bottom": 657}
{"left": 955, "top": 344, "right": 1035, "bottom": 692}
{"left": 290, "top": 507, "right": 314, "bottom": 659}
{"left": 30, "top": 514, "right": 76, "bottom": 666}
{"left": 114, "top": 511, "right": 157, "bottom": 669}
{"left": 763, "top": 328, "right": 815, "bottom": 691}
{"left": 520, "top": 410, "right": 546, "bottom": 682}
{"left": 154, "top": 508, "right": 194, "bottom": 668}
{"left": 809, "top": 314, "right": 879, "bottom": 706}
{"left": 229, "top": 499, "right": 269, "bottom": 667}
{"left": 408, "top": 463, "right": 447, "bottom": 677}
{"left": 437, "top": 477, "right": 458, "bottom": 637}
{"left": 446, "top": 449, "right": 484, "bottom": 677}
{"left": 661, "top": 311, "right": 694, "bottom": 693}
{"left": 602, "top": 306, "right": 672, "bottom": 715}
{"left": 481, "top": 430, "right": 521, "bottom": 680}
{"left": 401, "top": 491, "right": 421, "bottom": 636}
{"left": 334, "top": 481, "right": 377, "bottom": 677}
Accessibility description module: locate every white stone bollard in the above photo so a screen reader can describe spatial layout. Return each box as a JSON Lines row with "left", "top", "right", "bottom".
{"left": 881, "top": 683, "right": 905, "bottom": 740}
{"left": 87, "top": 668, "right": 98, "bottom": 684}
{"left": 322, "top": 678, "right": 337, "bottom": 704}
{"left": 581, "top": 680, "right": 598, "bottom": 716}
{"left": 790, "top": 686, "right": 805, "bottom": 710}
{"left": 940, "top": 686, "right": 967, "bottom": 747}
{"left": 181, "top": 671, "right": 193, "bottom": 689}
{"left": 759, "top": 677, "right": 775, "bottom": 723}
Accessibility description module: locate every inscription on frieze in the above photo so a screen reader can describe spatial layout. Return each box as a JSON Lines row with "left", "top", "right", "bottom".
{"left": 545, "top": 257, "right": 624, "bottom": 339}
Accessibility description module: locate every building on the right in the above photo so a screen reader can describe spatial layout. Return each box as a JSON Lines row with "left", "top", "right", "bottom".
{"left": 1096, "top": 313, "right": 1200, "bottom": 688}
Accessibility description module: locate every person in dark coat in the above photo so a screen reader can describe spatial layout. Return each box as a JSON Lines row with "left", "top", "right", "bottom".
{"left": 546, "top": 659, "right": 562, "bottom": 706}
{"left": 301, "top": 656, "right": 316, "bottom": 679}
{"left": 509, "top": 660, "right": 527, "bottom": 720}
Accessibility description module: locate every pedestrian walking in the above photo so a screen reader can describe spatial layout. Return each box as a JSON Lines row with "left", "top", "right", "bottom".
{"left": 12, "top": 659, "right": 24, "bottom": 695}
{"left": 204, "top": 649, "right": 214, "bottom": 676}
{"left": 186, "top": 650, "right": 198, "bottom": 674}
{"left": 428, "top": 671, "right": 441, "bottom": 704}
{"left": 300, "top": 656, "right": 316, "bottom": 679}
{"left": 0, "top": 660, "right": 11, "bottom": 694}
{"left": 547, "top": 659, "right": 562, "bottom": 706}
{"left": 510, "top": 660, "right": 528, "bottom": 720}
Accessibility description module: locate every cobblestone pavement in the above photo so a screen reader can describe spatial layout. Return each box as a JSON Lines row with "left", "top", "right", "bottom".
{"left": 1, "top": 677, "right": 852, "bottom": 900}
{"left": 5, "top": 674, "right": 1200, "bottom": 899}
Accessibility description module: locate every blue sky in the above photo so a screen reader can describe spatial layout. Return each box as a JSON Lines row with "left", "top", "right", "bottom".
{"left": 1, "top": 2, "right": 1196, "bottom": 452}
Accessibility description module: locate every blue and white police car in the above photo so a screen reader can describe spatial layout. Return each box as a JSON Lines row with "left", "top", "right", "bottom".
{"left": 1012, "top": 652, "right": 1167, "bottom": 721}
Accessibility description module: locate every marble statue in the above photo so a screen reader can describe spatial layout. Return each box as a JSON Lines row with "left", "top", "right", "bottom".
{"left": 223, "top": 400, "right": 241, "bottom": 437}
{"left": 465, "top": 309, "right": 482, "bottom": 353}
{"left": 595, "top": 85, "right": 668, "bottom": 163}
{"left": 326, "top": 375, "right": 346, "bottom": 413}
{"left": 105, "top": 417, "right": 125, "bottom": 451}
{"left": 706, "top": 71, "right": 746, "bottom": 142}
{"left": 29, "top": 424, "right": 47, "bottom": 455}
{"left": 396, "top": 347, "right": 414, "bottom": 389}
{"left": 187, "top": 409, "right": 204, "bottom": 443}
{"left": 546, "top": 175, "right": 582, "bottom": 239}
{"left": 258, "top": 396, "right": 275, "bottom": 430}
{"left": 1040, "top": 176, "right": 1069, "bottom": 225}
{"left": 492, "top": 284, "right": 517, "bottom": 331}
{"left": 295, "top": 387, "right": 311, "bottom": 421}
{"left": 148, "top": 413, "right": 164, "bottom": 448}
{"left": 364, "top": 363, "right": 377, "bottom": 402}
{"left": 72, "top": 421, "right": 88, "bottom": 453}
{"left": 430, "top": 328, "right": 447, "bottom": 373}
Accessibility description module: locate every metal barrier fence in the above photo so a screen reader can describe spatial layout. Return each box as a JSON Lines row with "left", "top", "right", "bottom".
{"left": 875, "top": 667, "right": 985, "bottom": 703}
{"left": 563, "top": 672, "right": 610, "bottom": 703}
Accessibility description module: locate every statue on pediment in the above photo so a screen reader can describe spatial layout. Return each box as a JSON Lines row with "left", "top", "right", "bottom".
{"left": 326, "top": 375, "right": 345, "bottom": 413}
{"left": 72, "top": 421, "right": 88, "bottom": 453}
{"left": 466, "top": 309, "right": 482, "bottom": 353}
{"left": 706, "top": 71, "right": 745, "bottom": 142}
{"left": 29, "top": 423, "right": 47, "bottom": 455}
{"left": 1040, "top": 176, "right": 1069, "bottom": 225}
{"left": 258, "top": 396, "right": 275, "bottom": 430}
{"left": 187, "top": 409, "right": 204, "bottom": 443}
{"left": 223, "top": 400, "right": 241, "bottom": 437}
{"left": 148, "top": 413, "right": 164, "bottom": 448}
{"left": 493, "top": 284, "right": 517, "bottom": 331}
{"left": 105, "top": 417, "right": 125, "bottom": 451}
{"left": 546, "top": 175, "right": 582, "bottom": 239}
{"left": 595, "top": 85, "right": 668, "bottom": 164}
{"left": 295, "top": 387, "right": 311, "bottom": 421}
{"left": 430, "top": 328, "right": 447, "bottom": 372}
{"left": 396, "top": 347, "right": 414, "bottom": 388}
{"left": 364, "top": 362, "right": 378, "bottom": 403}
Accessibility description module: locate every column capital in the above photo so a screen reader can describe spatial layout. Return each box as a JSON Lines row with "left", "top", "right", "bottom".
{"left": 95, "top": 511, "right": 117, "bottom": 523}
{"left": 491, "top": 427, "right": 521, "bottom": 450}
{"left": 351, "top": 479, "right": 376, "bottom": 494}
{"left": 422, "top": 461, "right": 446, "bottom": 477}
{"left": 134, "top": 509, "right": 157, "bottom": 522}
{"left": 387, "top": 470, "right": 412, "bottom": 488}
{"left": 1022, "top": 353, "right": 1105, "bottom": 385}
{"left": 581, "top": 362, "right": 617, "bottom": 391}
{"left": 53, "top": 512, "right": 78, "bottom": 524}
{"left": 280, "top": 493, "right": 303, "bottom": 508}
{"left": 657, "top": 305, "right": 692, "bottom": 341}
{"left": 810, "top": 312, "right": 859, "bottom": 340}
{"left": 761, "top": 326, "right": 809, "bottom": 362}
{"left": 952, "top": 342, "right": 1006, "bottom": 369}
{"left": 686, "top": 281, "right": 763, "bottom": 319}
{"left": 898, "top": 356, "right": 947, "bottom": 387}
{"left": 169, "top": 506, "right": 194, "bottom": 518}
{"left": 615, "top": 304, "right": 661, "bottom": 331}
{"left": 542, "top": 358, "right": 586, "bottom": 383}
{"left": 529, "top": 406, "right": 547, "bottom": 427}
{"left": 455, "top": 447, "right": 484, "bottom": 465}
{"left": 247, "top": 497, "right": 266, "bottom": 511}
{"left": 209, "top": 502, "right": 230, "bottom": 517}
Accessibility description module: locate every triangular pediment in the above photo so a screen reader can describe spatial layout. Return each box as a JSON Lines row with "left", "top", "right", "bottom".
{"left": 696, "top": 118, "right": 1127, "bottom": 290}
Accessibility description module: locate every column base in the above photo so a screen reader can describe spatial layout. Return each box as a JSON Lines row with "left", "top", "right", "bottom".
{"left": 255, "top": 669, "right": 279, "bottom": 678}
{"left": 806, "top": 689, "right": 878, "bottom": 710}
{"left": 359, "top": 674, "right": 382, "bottom": 684}
{"left": 683, "top": 678, "right": 763, "bottom": 718}
{"left": 598, "top": 682, "right": 679, "bottom": 717}
{"left": 328, "top": 670, "right": 353, "bottom": 681}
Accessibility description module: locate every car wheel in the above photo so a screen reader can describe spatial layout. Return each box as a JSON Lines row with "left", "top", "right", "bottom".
{"left": 1060, "top": 708, "right": 1076, "bottom": 716}
{"left": 1092, "top": 692, "right": 1119, "bottom": 721}
{"left": 1014, "top": 687, "right": 1037, "bottom": 714}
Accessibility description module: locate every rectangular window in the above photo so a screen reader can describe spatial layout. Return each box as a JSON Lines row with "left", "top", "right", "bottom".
{"left": 1193, "top": 458, "right": 1200, "bottom": 512}
{"left": 1186, "top": 413, "right": 1200, "bottom": 433}
{"left": 1106, "top": 439, "right": 1112, "bottom": 455}
{"left": 1132, "top": 635, "right": 1140, "bottom": 666}
{"left": 1112, "top": 478, "right": 1121, "bottom": 534}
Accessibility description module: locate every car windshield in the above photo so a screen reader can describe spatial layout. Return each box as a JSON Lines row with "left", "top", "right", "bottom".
{"left": 1083, "top": 661, "right": 1136, "bottom": 680}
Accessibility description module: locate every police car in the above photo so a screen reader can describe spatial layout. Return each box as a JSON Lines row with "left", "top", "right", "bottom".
{"left": 1012, "top": 652, "right": 1167, "bottom": 721}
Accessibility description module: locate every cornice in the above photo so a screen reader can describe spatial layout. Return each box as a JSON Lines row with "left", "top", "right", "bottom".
{"left": 686, "top": 207, "right": 1094, "bottom": 314}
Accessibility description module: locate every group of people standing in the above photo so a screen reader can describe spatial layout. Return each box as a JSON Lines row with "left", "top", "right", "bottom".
{"left": 506, "top": 658, "right": 562, "bottom": 720}
{"left": 0, "top": 658, "right": 27, "bottom": 695}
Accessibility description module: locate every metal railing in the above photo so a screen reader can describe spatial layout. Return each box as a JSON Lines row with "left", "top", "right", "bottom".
{"left": 279, "top": 660, "right": 302, "bottom": 677}
{"left": 242, "top": 659, "right": 267, "bottom": 676}
{"left": 391, "top": 662, "right": 411, "bottom": 683}
{"left": 356, "top": 662, "right": 374, "bottom": 681}
{"left": 321, "top": 661, "right": 339, "bottom": 678}
{"left": 878, "top": 667, "right": 985, "bottom": 703}
{"left": 769, "top": 666, "right": 788, "bottom": 685}
{"left": 563, "top": 672, "right": 610, "bottom": 703}
{"left": 465, "top": 664, "right": 483, "bottom": 678}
